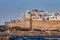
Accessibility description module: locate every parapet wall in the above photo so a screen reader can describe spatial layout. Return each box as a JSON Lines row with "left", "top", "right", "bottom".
{"left": 4, "top": 19, "right": 60, "bottom": 30}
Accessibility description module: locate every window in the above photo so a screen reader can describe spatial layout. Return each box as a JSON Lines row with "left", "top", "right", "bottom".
{"left": 56, "top": 17, "right": 57, "bottom": 19}
{"left": 51, "top": 17, "right": 52, "bottom": 19}
{"left": 43, "top": 18, "right": 45, "bottom": 20}
{"left": 32, "top": 14, "right": 36, "bottom": 16}
{"left": 32, "top": 17, "right": 40, "bottom": 20}
{"left": 40, "top": 15, "right": 42, "bottom": 17}
{"left": 53, "top": 17, "right": 54, "bottom": 19}
{"left": 50, "top": 17, "right": 56, "bottom": 19}
{"left": 47, "top": 18, "right": 49, "bottom": 20}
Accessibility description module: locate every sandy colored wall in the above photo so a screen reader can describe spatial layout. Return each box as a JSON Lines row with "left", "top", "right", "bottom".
{"left": 4, "top": 19, "right": 60, "bottom": 30}
{"left": 32, "top": 20, "right": 60, "bottom": 30}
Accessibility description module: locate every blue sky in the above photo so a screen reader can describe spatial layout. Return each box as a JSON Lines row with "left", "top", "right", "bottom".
{"left": 0, "top": 0, "right": 60, "bottom": 25}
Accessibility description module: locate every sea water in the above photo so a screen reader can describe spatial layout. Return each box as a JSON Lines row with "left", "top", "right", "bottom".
{"left": 9, "top": 35, "right": 60, "bottom": 40}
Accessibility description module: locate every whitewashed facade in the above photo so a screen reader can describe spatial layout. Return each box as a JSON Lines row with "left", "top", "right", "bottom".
{"left": 24, "top": 9, "right": 60, "bottom": 20}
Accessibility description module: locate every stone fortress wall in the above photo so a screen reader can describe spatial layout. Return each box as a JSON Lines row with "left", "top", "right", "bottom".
{"left": 4, "top": 9, "right": 60, "bottom": 31}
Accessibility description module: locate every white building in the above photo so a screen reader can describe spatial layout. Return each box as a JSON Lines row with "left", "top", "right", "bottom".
{"left": 49, "top": 12, "right": 60, "bottom": 20}
{"left": 24, "top": 9, "right": 60, "bottom": 21}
